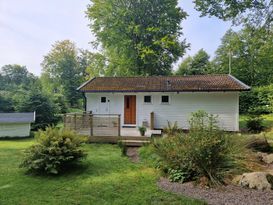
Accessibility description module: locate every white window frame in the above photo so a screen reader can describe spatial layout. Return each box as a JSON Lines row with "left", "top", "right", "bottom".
{"left": 161, "top": 95, "right": 170, "bottom": 104}
{"left": 143, "top": 95, "right": 152, "bottom": 104}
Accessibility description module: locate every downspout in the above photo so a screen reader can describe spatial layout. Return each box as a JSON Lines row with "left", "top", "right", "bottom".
{"left": 82, "top": 92, "right": 87, "bottom": 112}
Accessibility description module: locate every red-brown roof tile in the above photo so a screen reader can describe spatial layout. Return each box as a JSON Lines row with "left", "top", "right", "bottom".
{"left": 78, "top": 75, "right": 250, "bottom": 92}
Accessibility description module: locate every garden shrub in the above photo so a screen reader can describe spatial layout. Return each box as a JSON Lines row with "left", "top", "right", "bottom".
{"left": 153, "top": 110, "right": 247, "bottom": 185}
{"left": 240, "top": 85, "right": 273, "bottom": 115}
{"left": 20, "top": 127, "right": 87, "bottom": 175}
{"left": 246, "top": 116, "right": 266, "bottom": 133}
{"left": 117, "top": 140, "right": 127, "bottom": 156}
{"left": 163, "top": 121, "right": 180, "bottom": 136}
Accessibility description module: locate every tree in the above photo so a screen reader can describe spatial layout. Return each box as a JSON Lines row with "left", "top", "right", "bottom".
{"left": 16, "top": 90, "right": 58, "bottom": 130}
{"left": 0, "top": 94, "right": 14, "bottom": 112}
{"left": 213, "top": 26, "right": 273, "bottom": 86}
{"left": 87, "top": 0, "right": 188, "bottom": 76}
{"left": 78, "top": 50, "right": 107, "bottom": 79}
{"left": 193, "top": 0, "right": 273, "bottom": 28}
{"left": 41, "top": 40, "right": 83, "bottom": 106}
{"left": 176, "top": 49, "right": 211, "bottom": 75}
{"left": 0, "top": 64, "right": 37, "bottom": 90}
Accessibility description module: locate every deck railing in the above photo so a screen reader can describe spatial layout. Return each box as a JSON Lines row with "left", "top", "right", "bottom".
{"left": 63, "top": 113, "right": 121, "bottom": 136}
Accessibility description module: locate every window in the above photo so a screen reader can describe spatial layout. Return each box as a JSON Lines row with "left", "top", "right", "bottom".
{"left": 144, "top": 96, "right": 152, "bottom": 104}
{"left": 161, "top": 95, "right": 169, "bottom": 104}
{"left": 101, "top": 97, "right": 106, "bottom": 103}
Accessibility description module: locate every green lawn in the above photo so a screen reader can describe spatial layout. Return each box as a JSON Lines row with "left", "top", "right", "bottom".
{"left": 0, "top": 139, "right": 204, "bottom": 205}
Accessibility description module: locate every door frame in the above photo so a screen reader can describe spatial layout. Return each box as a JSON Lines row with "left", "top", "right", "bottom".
{"left": 124, "top": 95, "right": 136, "bottom": 126}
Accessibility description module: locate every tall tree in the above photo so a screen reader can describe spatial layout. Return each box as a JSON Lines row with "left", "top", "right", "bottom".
{"left": 0, "top": 64, "right": 37, "bottom": 90}
{"left": 212, "top": 26, "right": 273, "bottom": 86}
{"left": 194, "top": 0, "right": 273, "bottom": 28}
{"left": 87, "top": 0, "right": 188, "bottom": 76}
{"left": 41, "top": 40, "right": 83, "bottom": 106}
{"left": 176, "top": 49, "right": 211, "bottom": 75}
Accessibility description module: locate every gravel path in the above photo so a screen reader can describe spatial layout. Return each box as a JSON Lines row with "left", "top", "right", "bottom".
{"left": 158, "top": 177, "right": 273, "bottom": 205}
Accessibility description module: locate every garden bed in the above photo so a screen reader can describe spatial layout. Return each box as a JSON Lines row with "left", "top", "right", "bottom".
{"left": 158, "top": 177, "right": 273, "bottom": 205}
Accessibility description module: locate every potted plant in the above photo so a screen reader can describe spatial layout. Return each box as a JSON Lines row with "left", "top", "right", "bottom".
{"left": 138, "top": 126, "right": 147, "bottom": 136}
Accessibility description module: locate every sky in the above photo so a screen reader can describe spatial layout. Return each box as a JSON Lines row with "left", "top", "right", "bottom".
{"left": 0, "top": 0, "right": 232, "bottom": 76}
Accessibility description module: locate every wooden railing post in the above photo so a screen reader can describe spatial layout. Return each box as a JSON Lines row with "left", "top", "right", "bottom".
{"left": 90, "top": 114, "right": 93, "bottom": 136}
{"left": 150, "top": 112, "right": 154, "bottom": 130}
{"left": 118, "top": 114, "right": 121, "bottom": 136}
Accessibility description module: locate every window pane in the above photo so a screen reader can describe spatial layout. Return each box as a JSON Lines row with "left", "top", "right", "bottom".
{"left": 101, "top": 97, "right": 106, "bottom": 103}
{"left": 161, "top": 96, "right": 169, "bottom": 103}
{"left": 144, "top": 96, "right": 151, "bottom": 103}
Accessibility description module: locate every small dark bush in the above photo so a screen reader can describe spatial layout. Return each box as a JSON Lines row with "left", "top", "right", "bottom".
{"left": 20, "top": 127, "right": 87, "bottom": 175}
{"left": 153, "top": 110, "right": 247, "bottom": 185}
{"left": 246, "top": 116, "right": 266, "bottom": 133}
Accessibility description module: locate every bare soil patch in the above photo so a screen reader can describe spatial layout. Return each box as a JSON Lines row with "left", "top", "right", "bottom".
{"left": 158, "top": 177, "right": 273, "bottom": 205}
{"left": 126, "top": 147, "right": 140, "bottom": 163}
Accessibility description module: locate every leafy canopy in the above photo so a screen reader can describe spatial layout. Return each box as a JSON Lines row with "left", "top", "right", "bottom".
{"left": 87, "top": 0, "right": 188, "bottom": 76}
{"left": 194, "top": 0, "right": 273, "bottom": 28}
{"left": 176, "top": 49, "right": 211, "bottom": 75}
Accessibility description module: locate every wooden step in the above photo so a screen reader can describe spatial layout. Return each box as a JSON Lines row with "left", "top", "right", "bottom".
{"left": 121, "top": 140, "right": 150, "bottom": 147}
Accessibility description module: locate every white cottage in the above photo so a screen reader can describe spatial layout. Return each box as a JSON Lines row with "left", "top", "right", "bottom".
{"left": 0, "top": 112, "right": 35, "bottom": 137}
{"left": 78, "top": 75, "right": 250, "bottom": 131}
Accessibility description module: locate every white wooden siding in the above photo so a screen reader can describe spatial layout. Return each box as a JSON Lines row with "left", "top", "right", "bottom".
{"left": 85, "top": 92, "right": 239, "bottom": 131}
{"left": 0, "top": 123, "right": 31, "bottom": 137}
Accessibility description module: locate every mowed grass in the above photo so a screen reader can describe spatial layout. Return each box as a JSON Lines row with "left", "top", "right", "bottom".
{"left": 0, "top": 139, "right": 205, "bottom": 205}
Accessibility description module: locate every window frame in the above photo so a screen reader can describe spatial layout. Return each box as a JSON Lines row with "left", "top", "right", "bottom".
{"left": 143, "top": 95, "right": 152, "bottom": 104}
{"left": 161, "top": 95, "right": 170, "bottom": 104}
{"left": 101, "top": 97, "right": 107, "bottom": 103}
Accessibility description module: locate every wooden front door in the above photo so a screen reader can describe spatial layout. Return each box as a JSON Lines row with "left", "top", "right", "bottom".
{"left": 124, "top": 95, "right": 136, "bottom": 124}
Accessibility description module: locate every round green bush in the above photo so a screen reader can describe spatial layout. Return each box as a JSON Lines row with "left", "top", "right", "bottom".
{"left": 20, "top": 127, "right": 87, "bottom": 175}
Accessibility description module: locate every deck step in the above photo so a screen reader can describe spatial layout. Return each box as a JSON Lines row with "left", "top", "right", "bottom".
{"left": 121, "top": 140, "right": 150, "bottom": 147}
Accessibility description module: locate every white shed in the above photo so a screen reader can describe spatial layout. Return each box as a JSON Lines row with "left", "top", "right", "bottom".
{"left": 0, "top": 112, "right": 35, "bottom": 137}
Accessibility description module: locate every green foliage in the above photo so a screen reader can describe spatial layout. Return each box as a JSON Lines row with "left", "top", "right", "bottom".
{"left": 193, "top": 0, "right": 272, "bottom": 28}
{"left": 138, "top": 126, "right": 147, "bottom": 136}
{"left": 16, "top": 90, "right": 59, "bottom": 130}
{"left": 153, "top": 111, "right": 246, "bottom": 185}
{"left": 240, "top": 85, "right": 273, "bottom": 114}
{"left": 246, "top": 116, "right": 266, "bottom": 133}
{"left": 213, "top": 27, "right": 273, "bottom": 87}
{"left": 0, "top": 64, "right": 37, "bottom": 90}
{"left": 168, "top": 168, "right": 189, "bottom": 183}
{"left": 0, "top": 93, "right": 14, "bottom": 112}
{"left": 1, "top": 140, "right": 204, "bottom": 205}
{"left": 117, "top": 140, "right": 128, "bottom": 156}
{"left": 177, "top": 49, "right": 211, "bottom": 75}
{"left": 20, "top": 127, "right": 87, "bottom": 175}
{"left": 41, "top": 40, "right": 84, "bottom": 107}
{"left": 163, "top": 121, "right": 180, "bottom": 136}
{"left": 139, "top": 144, "right": 160, "bottom": 168}
{"left": 87, "top": 0, "right": 188, "bottom": 76}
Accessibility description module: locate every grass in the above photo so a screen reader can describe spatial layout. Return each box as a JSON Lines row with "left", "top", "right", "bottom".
{"left": 0, "top": 139, "right": 205, "bottom": 205}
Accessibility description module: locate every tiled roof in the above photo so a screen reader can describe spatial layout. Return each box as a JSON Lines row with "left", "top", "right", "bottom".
{"left": 0, "top": 112, "right": 35, "bottom": 123}
{"left": 78, "top": 75, "right": 250, "bottom": 93}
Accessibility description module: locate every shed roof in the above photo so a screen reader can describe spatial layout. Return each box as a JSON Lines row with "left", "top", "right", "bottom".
{"left": 0, "top": 112, "right": 35, "bottom": 123}
{"left": 78, "top": 74, "right": 250, "bottom": 93}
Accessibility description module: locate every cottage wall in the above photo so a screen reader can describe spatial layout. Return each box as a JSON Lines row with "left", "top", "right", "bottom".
{"left": 85, "top": 92, "right": 239, "bottom": 131}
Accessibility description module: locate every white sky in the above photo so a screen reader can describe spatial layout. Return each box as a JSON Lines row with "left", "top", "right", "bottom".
{"left": 0, "top": 0, "right": 231, "bottom": 76}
